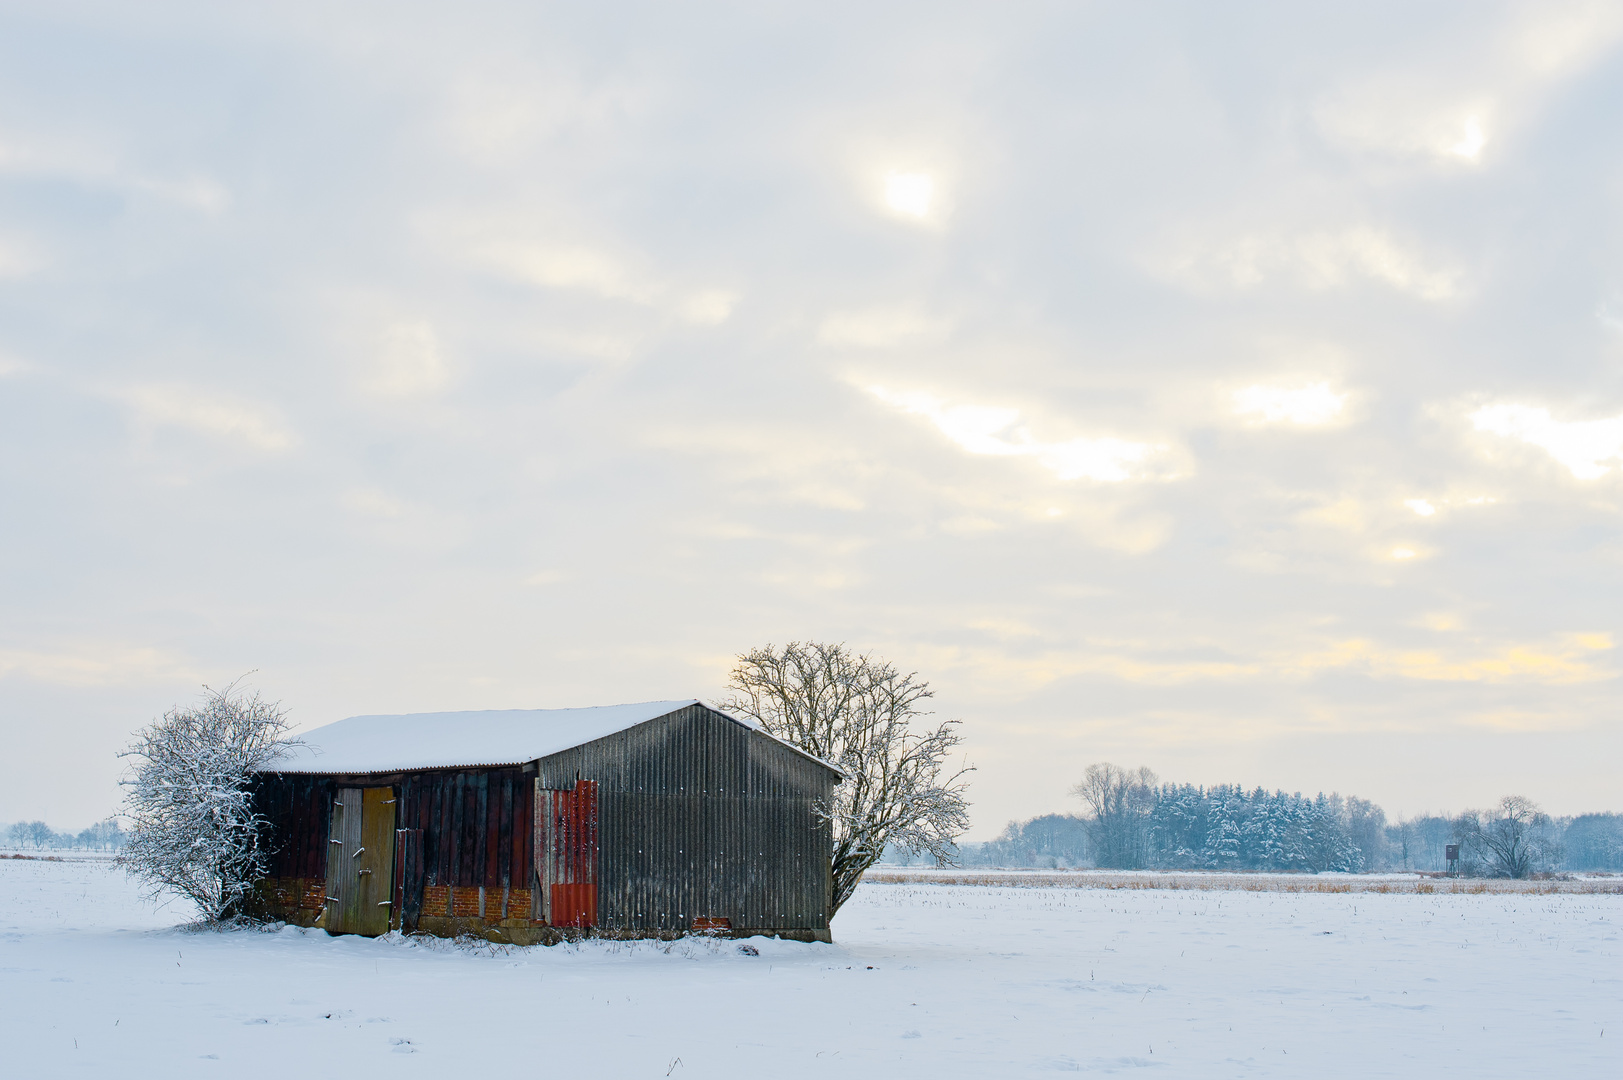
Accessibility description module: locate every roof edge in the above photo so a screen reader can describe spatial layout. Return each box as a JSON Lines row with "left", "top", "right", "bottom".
{"left": 700, "top": 702, "right": 849, "bottom": 781}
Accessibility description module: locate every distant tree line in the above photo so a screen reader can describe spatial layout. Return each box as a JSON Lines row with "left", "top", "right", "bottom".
{"left": 3, "top": 819, "right": 127, "bottom": 852}
{"left": 884, "top": 762, "right": 1623, "bottom": 879}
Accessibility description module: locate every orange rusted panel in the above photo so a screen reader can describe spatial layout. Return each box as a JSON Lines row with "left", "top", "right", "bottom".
{"left": 537, "top": 780, "right": 598, "bottom": 927}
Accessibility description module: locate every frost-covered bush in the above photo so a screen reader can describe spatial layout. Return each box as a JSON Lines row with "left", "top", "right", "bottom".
{"left": 118, "top": 682, "right": 301, "bottom": 921}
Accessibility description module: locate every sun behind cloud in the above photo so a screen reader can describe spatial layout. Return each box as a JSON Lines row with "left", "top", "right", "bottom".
{"left": 883, "top": 172, "right": 935, "bottom": 219}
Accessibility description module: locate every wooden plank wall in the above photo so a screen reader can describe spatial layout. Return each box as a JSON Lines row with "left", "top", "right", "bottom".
{"left": 398, "top": 767, "right": 534, "bottom": 891}
{"left": 253, "top": 775, "right": 336, "bottom": 880}
{"left": 252, "top": 769, "right": 534, "bottom": 898}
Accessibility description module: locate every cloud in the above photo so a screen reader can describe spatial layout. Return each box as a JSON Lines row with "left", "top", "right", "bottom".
{"left": 870, "top": 386, "right": 1171, "bottom": 483}
{"left": 341, "top": 486, "right": 467, "bottom": 550}
{"left": 907, "top": 629, "right": 1615, "bottom": 692}
{"left": 120, "top": 385, "right": 297, "bottom": 452}
{"left": 364, "top": 322, "right": 451, "bottom": 397}
{"left": 1471, "top": 402, "right": 1623, "bottom": 479}
{"left": 0, "top": 643, "right": 199, "bottom": 686}
{"left": 817, "top": 306, "right": 953, "bottom": 349}
{"left": 1312, "top": 0, "right": 1623, "bottom": 167}
{"left": 0, "top": 233, "right": 39, "bottom": 278}
{"left": 1402, "top": 494, "right": 1496, "bottom": 517}
{"left": 1173, "top": 228, "right": 1462, "bottom": 300}
{"left": 1312, "top": 635, "right": 1616, "bottom": 685}
{"left": 465, "top": 235, "right": 737, "bottom": 326}
{"left": 0, "top": 129, "right": 228, "bottom": 213}
{"left": 1233, "top": 382, "right": 1347, "bottom": 426}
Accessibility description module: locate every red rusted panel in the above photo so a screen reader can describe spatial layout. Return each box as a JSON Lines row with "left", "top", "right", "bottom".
{"left": 550, "top": 883, "right": 598, "bottom": 928}
{"left": 541, "top": 780, "right": 598, "bottom": 927}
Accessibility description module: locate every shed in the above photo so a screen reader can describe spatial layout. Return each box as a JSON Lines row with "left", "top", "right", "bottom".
{"left": 248, "top": 699, "right": 841, "bottom": 944}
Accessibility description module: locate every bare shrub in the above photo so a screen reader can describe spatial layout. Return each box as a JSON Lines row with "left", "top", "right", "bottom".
{"left": 724, "top": 641, "right": 973, "bottom": 915}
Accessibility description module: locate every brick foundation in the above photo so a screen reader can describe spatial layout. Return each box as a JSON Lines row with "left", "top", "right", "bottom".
{"left": 451, "top": 886, "right": 483, "bottom": 918}
{"left": 247, "top": 877, "right": 327, "bottom": 928}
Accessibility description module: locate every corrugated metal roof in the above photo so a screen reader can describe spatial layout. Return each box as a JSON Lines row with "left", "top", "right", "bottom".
{"left": 260, "top": 700, "right": 706, "bottom": 774}
{"left": 257, "top": 699, "right": 844, "bottom": 778}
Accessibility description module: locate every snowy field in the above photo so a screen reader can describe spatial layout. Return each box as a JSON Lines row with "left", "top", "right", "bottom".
{"left": 866, "top": 867, "right": 1623, "bottom": 894}
{"left": 2, "top": 858, "right": 1617, "bottom": 1078}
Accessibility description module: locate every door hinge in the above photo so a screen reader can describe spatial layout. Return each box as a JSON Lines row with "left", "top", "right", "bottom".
{"left": 351, "top": 847, "right": 365, "bottom": 858}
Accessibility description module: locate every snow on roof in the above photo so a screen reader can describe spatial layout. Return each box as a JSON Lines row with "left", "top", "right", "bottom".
{"left": 261, "top": 699, "right": 716, "bottom": 775}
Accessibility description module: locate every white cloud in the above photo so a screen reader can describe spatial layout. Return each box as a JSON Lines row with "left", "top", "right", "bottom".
{"left": 0, "top": 233, "right": 39, "bottom": 278}
{"left": 1233, "top": 383, "right": 1347, "bottom": 426}
{"left": 0, "top": 642, "right": 198, "bottom": 686}
{"left": 1403, "top": 494, "right": 1497, "bottom": 517}
{"left": 342, "top": 486, "right": 467, "bottom": 549}
{"left": 1472, "top": 402, "right": 1623, "bottom": 479}
{"left": 1313, "top": 1, "right": 1623, "bottom": 167}
{"left": 1170, "top": 228, "right": 1462, "bottom": 300}
{"left": 871, "top": 386, "right": 1168, "bottom": 483}
{"left": 365, "top": 322, "right": 451, "bottom": 397}
{"left": 817, "top": 306, "right": 953, "bottom": 348}
{"left": 472, "top": 238, "right": 736, "bottom": 325}
{"left": 122, "top": 385, "right": 297, "bottom": 452}
{"left": 0, "top": 130, "right": 229, "bottom": 213}
{"left": 678, "top": 289, "right": 739, "bottom": 326}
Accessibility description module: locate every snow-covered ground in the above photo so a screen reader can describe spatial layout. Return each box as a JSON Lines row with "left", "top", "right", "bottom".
{"left": 868, "top": 867, "right": 1623, "bottom": 894}
{"left": 2, "top": 858, "right": 1617, "bottom": 1077}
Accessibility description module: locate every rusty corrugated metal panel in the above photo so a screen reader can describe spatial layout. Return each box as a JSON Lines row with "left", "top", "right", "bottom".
{"left": 537, "top": 780, "right": 597, "bottom": 928}
{"left": 535, "top": 703, "right": 833, "bottom": 934}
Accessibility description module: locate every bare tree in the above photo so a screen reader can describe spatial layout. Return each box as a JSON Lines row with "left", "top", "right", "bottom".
{"left": 77, "top": 819, "right": 127, "bottom": 852}
{"left": 118, "top": 680, "right": 301, "bottom": 922}
{"left": 1457, "top": 795, "right": 1562, "bottom": 879}
{"left": 1071, "top": 763, "right": 1158, "bottom": 869}
{"left": 723, "top": 641, "right": 973, "bottom": 914}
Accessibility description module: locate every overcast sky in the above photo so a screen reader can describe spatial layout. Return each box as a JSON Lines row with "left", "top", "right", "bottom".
{"left": 3, "top": 1, "right": 1621, "bottom": 837}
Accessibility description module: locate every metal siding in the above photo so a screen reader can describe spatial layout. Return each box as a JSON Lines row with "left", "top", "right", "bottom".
{"left": 536, "top": 703, "right": 834, "bottom": 932}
